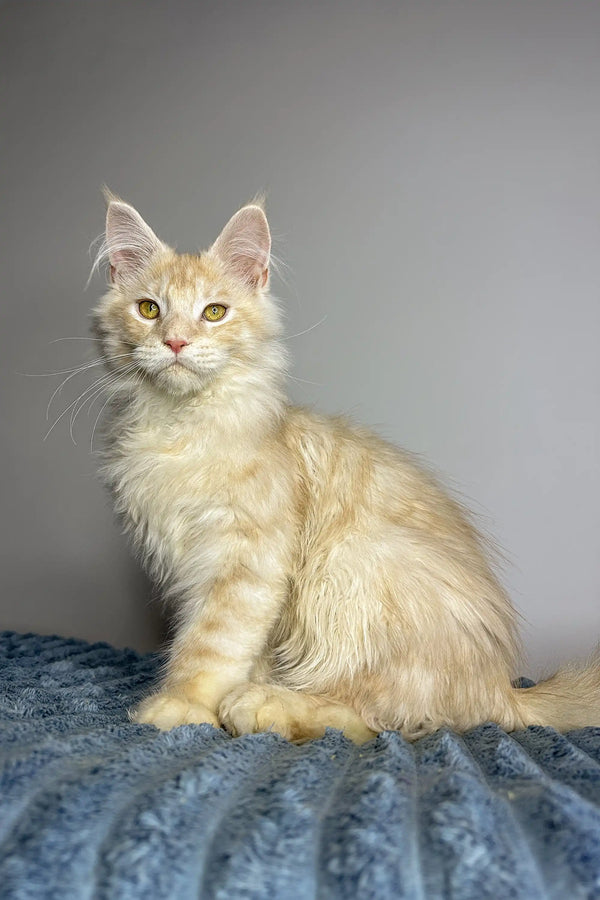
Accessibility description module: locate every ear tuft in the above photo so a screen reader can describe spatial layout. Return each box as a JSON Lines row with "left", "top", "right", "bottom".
{"left": 101, "top": 184, "right": 121, "bottom": 207}
{"left": 104, "top": 197, "right": 165, "bottom": 284}
{"left": 211, "top": 205, "right": 271, "bottom": 289}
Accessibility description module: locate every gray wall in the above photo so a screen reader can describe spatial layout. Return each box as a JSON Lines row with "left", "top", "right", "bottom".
{"left": 1, "top": 0, "right": 599, "bottom": 673}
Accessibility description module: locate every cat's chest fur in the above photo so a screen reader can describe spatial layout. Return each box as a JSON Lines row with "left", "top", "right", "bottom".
{"left": 104, "top": 409, "right": 241, "bottom": 580}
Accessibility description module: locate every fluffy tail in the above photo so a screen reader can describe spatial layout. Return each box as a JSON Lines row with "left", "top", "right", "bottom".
{"left": 512, "top": 656, "right": 600, "bottom": 731}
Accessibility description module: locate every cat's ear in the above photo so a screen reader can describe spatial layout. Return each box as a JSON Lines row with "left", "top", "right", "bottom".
{"left": 104, "top": 192, "right": 166, "bottom": 284}
{"left": 211, "top": 205, "right": 271, "bottom": 289}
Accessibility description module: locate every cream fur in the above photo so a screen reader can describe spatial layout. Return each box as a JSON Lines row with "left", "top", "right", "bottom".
{"left": 92, "top": 196, "right": 600, "bottom": 742}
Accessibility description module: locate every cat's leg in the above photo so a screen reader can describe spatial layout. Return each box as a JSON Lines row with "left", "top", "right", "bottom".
{"left": 131, "top": 543, "right": 290, "bottom": 730}
{"left": 218, "top": 682, "right": 376, "bottom": 744}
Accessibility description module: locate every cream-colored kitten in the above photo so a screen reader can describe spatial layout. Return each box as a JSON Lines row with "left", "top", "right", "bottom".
{"left": 93, "top": 193, "right": 599, "bottom": 742}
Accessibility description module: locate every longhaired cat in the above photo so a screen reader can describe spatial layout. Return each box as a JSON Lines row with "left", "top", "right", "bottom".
{"left": 92, "top": 192, "right": 599, "bottom": 742}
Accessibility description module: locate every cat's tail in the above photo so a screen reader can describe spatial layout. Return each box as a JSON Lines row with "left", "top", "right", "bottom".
{"left": 511, "top": 654, "right": 600, "bottom": 731}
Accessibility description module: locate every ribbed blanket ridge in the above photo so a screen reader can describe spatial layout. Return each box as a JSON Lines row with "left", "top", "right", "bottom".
{"left": 1, "top": 631, "right": 600, "bottom": 899}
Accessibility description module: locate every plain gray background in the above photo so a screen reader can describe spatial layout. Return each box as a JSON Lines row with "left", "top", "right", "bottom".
{"left": 1, "top": 0, "right": 599, "bottom": 673}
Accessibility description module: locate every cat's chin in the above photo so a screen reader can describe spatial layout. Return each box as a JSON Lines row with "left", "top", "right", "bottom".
{"left": 150, "top": 362, "right": 214, "bottom": 397}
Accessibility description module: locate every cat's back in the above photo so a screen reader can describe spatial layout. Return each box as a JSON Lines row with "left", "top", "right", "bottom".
{"left": 285, "top": 407, "right": 449, "bottom": 514}
{"left": 282, "top": 405, "right": 470, "bottom": 535}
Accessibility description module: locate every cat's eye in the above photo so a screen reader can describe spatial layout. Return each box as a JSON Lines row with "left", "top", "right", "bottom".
{"left": 203, "top": 303, "right": 227, "bottom": 322}
{"left": 138, "top": 300, "right": 160, "bottom": 320}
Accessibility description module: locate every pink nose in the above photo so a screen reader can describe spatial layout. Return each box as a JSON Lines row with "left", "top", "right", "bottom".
{"left": 164, "top": 338, "right": 189, "bottom": 354}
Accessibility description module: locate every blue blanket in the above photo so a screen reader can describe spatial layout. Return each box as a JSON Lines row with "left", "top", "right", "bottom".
{"left": 1, "top": 631, "right": 600, "bottom": 899}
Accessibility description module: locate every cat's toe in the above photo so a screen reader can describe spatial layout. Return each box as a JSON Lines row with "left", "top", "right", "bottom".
{"left": 338, "top": 719, "right": 377, "bottom": 744}
{"left": 130, "top": 693, "right": 220, "bottom": 731}
{"left": 219, "top": 684, "right": 289, "bottom": 738}
{"left": 218, "top": 684, "right": 262, "bottom": 735}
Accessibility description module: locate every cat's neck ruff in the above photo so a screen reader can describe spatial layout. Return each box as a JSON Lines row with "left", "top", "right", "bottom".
{"left": 109, "top": 353, "right": 288, "bottom": 455}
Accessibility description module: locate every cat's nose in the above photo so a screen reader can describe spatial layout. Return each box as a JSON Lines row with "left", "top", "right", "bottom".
{"left": 164, "top": 338, "right": 189, "bottom": 355}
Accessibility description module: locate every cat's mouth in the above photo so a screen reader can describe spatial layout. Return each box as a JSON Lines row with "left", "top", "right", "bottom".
{"left": 136, "top": 350, "right": 222, "bottom": 393}
{"left": 165, "top": 355, "right": 216, "bottom": 377}
{"left": 167, "top": 357, "right": 191, "bottom": 371}
{"left": 154, "top": 356, "right": 216, "bottom": 391}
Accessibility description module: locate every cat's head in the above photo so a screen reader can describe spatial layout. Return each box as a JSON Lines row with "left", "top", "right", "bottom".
{"left": 92, "top": 192, "right": 284, "bottom": 397}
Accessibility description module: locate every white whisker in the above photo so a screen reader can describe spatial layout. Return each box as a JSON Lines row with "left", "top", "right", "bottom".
{"left": 65, "top": 358, "right": 135, "bottom": 426}
{"left": 21, "top": 359, "right": 107, "bottom": 379}
{"left": 286, "top": 315, "right": 328, "bottom": 341}
{"left": 90, "top": 370, "right": 143, "bottom": 453}
{"left": 22, "top": 352, "right": 132, "bottom": 381}
{"left": 45, "top": 353, "right": 134, "bottom": 420}
{"left": 46, "top": 362, "right": 105, "bottom": 419}
{"left": 49, "top": 337, "right": 103, "bottom": 344}
{"left": 44, "top": 361, "right": 137, "bottom": 443}
{"left": 68, "top": 363, "right": 138, "bottom": 443}
{"left": 69, "top": 367, "right": 130, "bottom": 438}
{"left": 287, "top": 374, "right": 323, "bottom": 387}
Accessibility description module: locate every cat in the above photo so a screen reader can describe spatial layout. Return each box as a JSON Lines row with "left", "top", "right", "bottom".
{"left": 92, "top": 190, "right": 599, "bottom": 742}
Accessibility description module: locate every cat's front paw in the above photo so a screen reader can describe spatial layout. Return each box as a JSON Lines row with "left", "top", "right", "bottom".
{"left": 130, "top": 692, "right": 220, "bottom": 731}
{"left": 219, "top": 683, "right": 287, "bottom": 738}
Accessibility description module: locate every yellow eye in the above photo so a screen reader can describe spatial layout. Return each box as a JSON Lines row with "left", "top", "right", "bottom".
{"left": 203, "top": 303, "right": 227, "bottom": 322}
{"left": 138, "top": 300, "right": 160, "bottom": 319}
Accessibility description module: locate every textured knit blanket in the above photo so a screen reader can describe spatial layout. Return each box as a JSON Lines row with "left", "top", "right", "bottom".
{"left": 1, "top": 632, "right": 600, "bottom": 899}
